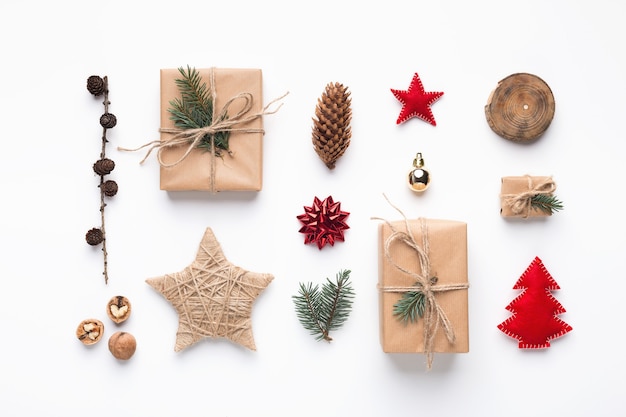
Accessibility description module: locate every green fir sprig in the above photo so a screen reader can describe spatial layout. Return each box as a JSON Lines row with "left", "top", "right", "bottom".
{"left": 168, "top": 66, "right": 230, "bottom": 156}
{"left": 293, "top": 269, "right": 355, "bottom": 342}
{"left": 531, "top": 194, "right": 564, "bottom": 215}
{"left": 393, "top": 276, "right": 437, "bottom": 323}
{"left": 393, "top": 291, "right": 426, "bottom": 323}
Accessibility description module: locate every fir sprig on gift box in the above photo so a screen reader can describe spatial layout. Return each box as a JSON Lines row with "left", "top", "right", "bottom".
{"left": 531, "top": 194, "right": 564, "bottom": 215}
{"left": 394, "top": 290, "right": 426, "bottom": 323}
{"left": 293, "top": 269, "right": 354, "bottom": 342}
{"left": 393, "top": 276, "right": 438, "bottom": 323}
{"left": 168, "top": 66, "right": 231, "bottom": 156}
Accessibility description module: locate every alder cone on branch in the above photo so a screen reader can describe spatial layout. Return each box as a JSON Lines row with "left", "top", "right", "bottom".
{"left": 86, "top": 75, "right": 105, "bottom": 96}
{"left": 93, "top": 158, "right": 115, "bottom": 176}
{"left": 85, "top": 228, "right": 104, "bottom": 246}
{"left": 312, "top": 82, "right": 352, "bottom": 169}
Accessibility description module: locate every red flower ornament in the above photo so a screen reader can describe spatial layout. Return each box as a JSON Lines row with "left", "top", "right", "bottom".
{"left": 391, "top": 72, "right": 443, "bottom": 126}
{"left": 297, "top": 196, "right": 350, "bottom": 250}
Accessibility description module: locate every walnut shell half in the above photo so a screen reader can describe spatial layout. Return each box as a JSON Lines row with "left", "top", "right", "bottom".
{"left": 76, "top": 319, "right": 104, "bottom": 345}
{"left": 106, "top": 295, "right": 131, "bottom": 324}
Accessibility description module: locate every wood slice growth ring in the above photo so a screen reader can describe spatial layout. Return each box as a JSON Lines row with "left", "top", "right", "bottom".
{"left": 485, "top": 73, "right": 555, "bottom": 143}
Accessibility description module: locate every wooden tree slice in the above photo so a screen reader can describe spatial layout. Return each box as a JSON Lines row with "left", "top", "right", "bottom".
{"left": 485, "top": 73, "right": 555, "bottom": 143}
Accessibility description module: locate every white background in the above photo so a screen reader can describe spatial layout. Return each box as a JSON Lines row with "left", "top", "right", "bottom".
{"left": 1, "top": 1, "right": 624, "bottom": 416}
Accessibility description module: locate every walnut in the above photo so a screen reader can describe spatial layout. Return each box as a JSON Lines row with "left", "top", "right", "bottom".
{"left": 106, "top": 295, "right": 131, "bottom": 324}
{"left": 108, "top": 331, "right": 136, "bottom": 360}
{"left": 76, "top": 319, "right": 104, "bottom": 345}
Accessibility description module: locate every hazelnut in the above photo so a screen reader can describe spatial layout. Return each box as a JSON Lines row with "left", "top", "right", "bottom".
{"left": 108, "top": 331, "right": 136, "bottom": 360}
{"left": 76, "top": 319, "right": 104, "bottom": 345}
{"left": 106, "top": 295, "right": 131, "bottom": 324}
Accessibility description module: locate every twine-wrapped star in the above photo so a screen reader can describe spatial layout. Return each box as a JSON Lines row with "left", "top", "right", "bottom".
{"left": 391, "top": 73, "right": 444, "bottom": 126}
{"left": 146, "top": 227, "right": 273, "bottom": 352}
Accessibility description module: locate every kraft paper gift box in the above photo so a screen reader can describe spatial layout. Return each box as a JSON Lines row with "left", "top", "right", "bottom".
{"left": 500, "top": 175, "right": 556, "bottom": 218}
{"left": 159, "top": 68, "right": 264, "bottom": 191}
{"left": 378, "top": 218, "right": 469, "bottom": 356}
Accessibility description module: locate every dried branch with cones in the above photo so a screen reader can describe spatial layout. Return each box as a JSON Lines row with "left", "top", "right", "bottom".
{"left": 311, "top": 82, "right": 352, "bottom": 169}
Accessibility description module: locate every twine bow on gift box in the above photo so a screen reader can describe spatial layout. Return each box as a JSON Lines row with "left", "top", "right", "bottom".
{"left": 119, "top": 67, "right": 287, "bottom": 192}
{"left": 501, "top": 175, "right": 558, "bottom": 218}
{"left": 156, "top": 92, "right": 267, "bottom": 166}
{"left": 373, "top": 197, "right": 469, "bottom": 369}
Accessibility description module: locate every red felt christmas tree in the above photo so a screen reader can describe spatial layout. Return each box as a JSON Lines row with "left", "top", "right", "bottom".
{"left": 498, "top": 257, "right": 572, "bottom": 348}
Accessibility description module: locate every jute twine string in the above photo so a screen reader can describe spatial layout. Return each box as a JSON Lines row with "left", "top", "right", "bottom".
{"left": 118, "top": 67, "right": 287, "bottom": 191}
{"left": 501, "top": 175, "right": 556, "bottom": 218}
{"left": 373, "top": 195, "right": 469, "bottom": 369}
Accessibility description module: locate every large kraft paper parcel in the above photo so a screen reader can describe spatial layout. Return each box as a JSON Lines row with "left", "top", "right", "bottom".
{"left": 378, "top": 218, "right": 469, "bottom": 353}
{"left": 159, "top": 68, "right": 264, "bottom": 191}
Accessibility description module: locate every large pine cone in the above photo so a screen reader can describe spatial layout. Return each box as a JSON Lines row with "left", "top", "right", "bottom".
{"left": 312, "top": 82, "right": 352, "bottom": 169}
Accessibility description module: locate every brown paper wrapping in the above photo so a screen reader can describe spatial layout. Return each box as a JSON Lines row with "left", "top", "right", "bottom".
{"left": 500, "top": 176, "right": 553, "bottom": 217}
{"left": 159, "top": 68, "right": 264, "bottom": 191}
{"left": 378, "top": 218, "right": 469, "bottom": 353}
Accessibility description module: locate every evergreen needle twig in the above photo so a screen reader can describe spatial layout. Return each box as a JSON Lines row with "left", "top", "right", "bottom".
{"left": 393, "top": 290, "right": 426, "bottom": 323}
{"left": 531, "top": 194, "right": 564, "bottom": 215}
{"left": 293, "top": 269, "right": 354, "bottom": 342}
{"left": 393, "top": 276, "right": 437, "bottom": 323}
{"left": 168, "top": 66, "right": 230, "bottom": 156}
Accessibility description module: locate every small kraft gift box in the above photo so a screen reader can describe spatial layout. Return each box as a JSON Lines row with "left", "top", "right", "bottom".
{"left": 500, "top": 175, "right": 563, "bottom": 218}
{"left": 378, "top": 217, "right": 469, "bottom": 369}
{"left": 159, "top": 67, "right": 265, "bottom": 192}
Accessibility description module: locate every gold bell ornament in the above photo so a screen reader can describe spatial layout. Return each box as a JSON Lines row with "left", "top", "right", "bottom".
{"left": 407, "top": 152, "right": 430, "bottom": 192}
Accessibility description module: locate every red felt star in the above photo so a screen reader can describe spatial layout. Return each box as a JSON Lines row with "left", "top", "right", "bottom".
{"left": 391, "top": 73, "right": 443, "bottom": 125}
{"left": 297, "top": 196, "right": 350, "bottom": 250}
{"left": 498, "top": 257, "right": 573, "bottom": 349}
